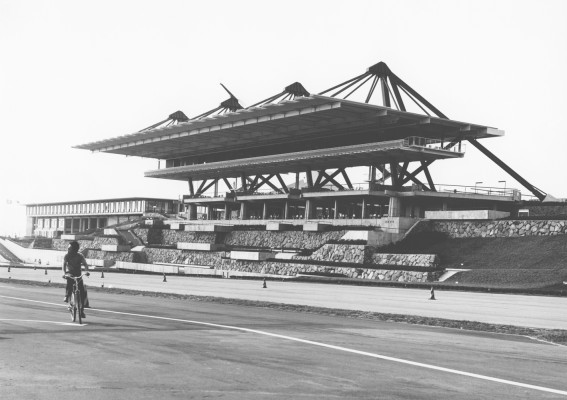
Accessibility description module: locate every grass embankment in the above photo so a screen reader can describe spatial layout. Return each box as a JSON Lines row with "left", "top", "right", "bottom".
{"left": 379, "top": 233, "right": 567, "bottom": 290}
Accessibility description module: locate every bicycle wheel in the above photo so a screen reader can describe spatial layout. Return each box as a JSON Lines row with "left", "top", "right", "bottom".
{"left": 70, "top": 292, "right": 77, "bottom": 322}
{"left": 76, "top": 289, "right": 83, "bottom": 325}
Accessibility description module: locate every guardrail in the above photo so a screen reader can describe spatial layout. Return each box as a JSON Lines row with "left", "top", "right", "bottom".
{"left": 435, "top": 184, "right": 521, "bottom": 199}
{"left": 404, "top": 136, "right": 466, "bottom": 153}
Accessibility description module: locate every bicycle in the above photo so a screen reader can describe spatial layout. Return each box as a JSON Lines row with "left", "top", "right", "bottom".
{"left": 63, "top": 272, "right": 90, "bottom": 324}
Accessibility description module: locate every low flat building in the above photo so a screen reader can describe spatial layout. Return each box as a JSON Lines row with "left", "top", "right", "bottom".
{"left": 25, "top": 197, "right": 177, "bottom": 237}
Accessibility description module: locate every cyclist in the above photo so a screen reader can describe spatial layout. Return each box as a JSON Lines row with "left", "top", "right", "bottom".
{"left": 62, "top": 241, "right": 90, "bottom": 318}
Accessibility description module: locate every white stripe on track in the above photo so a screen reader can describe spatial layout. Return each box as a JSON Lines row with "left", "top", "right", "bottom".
{"left": 0, "top": 318, "right": 84, "bottom": 327}
{"left": 1, "top": 294, "right": 566, "bottom": 396}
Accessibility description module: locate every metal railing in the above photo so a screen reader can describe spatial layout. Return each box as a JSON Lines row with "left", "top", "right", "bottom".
{"left": 404, "top": 136, "right": 466, "bottom": 153}
{"left": 435, "top": 183, "right": 521, "bottom": 199}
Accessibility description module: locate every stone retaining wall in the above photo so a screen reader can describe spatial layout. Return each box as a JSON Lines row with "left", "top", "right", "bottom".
{"left": 92, "top": 236, "right": 121, "bottom": 249}
{"left": 133, "top": 228, "right": 217, "bottom": 246}
{"left": 142, "top": 247, "right": 224, "bottom": 265}
{"left": 430, "top": 220, "right": 567, "bottom": 238}
{"left": 294, "top": 244, "right": 367, "bottom": 264}
{"left": 370, "top": 254, "right": 439, "bottom": 268}
{"left": 219, "top": 260, "right": 438, "bottom": 282}
{"left": 52, "top": 239, "right": 93, "bottom": 252}
{"left": 223, "top": 230, "right": 346, "bottom": 249}
{"left": 85, "top": 249, "right": 134, "bottom": 262}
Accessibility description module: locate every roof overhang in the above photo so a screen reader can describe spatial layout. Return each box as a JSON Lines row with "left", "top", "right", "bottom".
{"left": 75, "top": 95, "right": 502, "bottom": 161}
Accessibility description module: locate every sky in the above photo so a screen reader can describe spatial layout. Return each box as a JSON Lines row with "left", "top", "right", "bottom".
{"left": 1, "top": 0, "right": 566, "bottom": 235}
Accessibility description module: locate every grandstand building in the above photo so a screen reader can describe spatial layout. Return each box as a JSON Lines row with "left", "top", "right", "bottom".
{"left": 74, "top": 62, "right": 546, "bottom": 232}
{"left": 25, "top": 197, "right": 177, "bottom": 238}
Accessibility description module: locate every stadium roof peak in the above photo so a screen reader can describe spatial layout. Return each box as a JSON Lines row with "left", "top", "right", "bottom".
{"left": 137, "top": 110, "right": 189, "bottom": 132}
{"left": 191, "top": 83, "right": 243, "bottom": 120}
{"left": 248, "top": 81, "right": 310, "bottom": 108}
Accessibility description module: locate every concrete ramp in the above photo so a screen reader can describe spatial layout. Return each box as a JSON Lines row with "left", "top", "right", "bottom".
{"left": 0, "top": 239, "right": 23, "bottom": 263}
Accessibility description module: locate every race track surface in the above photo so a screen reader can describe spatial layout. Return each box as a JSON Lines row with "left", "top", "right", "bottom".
{"left": 3, "top": 267, "right": 567, "bottom": 329}
{"left": 1, "top": 280, "right": 567, "bottom": 399}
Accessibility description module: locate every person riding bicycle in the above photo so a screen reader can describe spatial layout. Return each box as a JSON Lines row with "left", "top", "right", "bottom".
{"left": 62, "top": 241, "right": 90, "bottom": 317}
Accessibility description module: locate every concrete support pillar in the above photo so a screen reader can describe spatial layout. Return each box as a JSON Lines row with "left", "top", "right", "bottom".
{"left": 305, "top": 200, "right": 314, "bottom": 219}
{"left": 26, "top": 217, "right": 34, "bottom": 237}
{"left": 240, "top": 203, "right": 248, "bottom": 220}
{"left": 207, "top": 206, "right": 213, "bottom": 220}
{"left": 188, "top": 204, "right": 197, "bottom": 220}
{"left": 388, "top": 197, "right": 402, "bottom": 217}
{"left": 224, "top": 204, "right": 230, "bottom": 220}
{"left": 262, "top": 202, "right": 268, "bottom": 220}
{"left": 361, "top": 199, "right": 367, "bottom": 219}
{"left": 284, "top": 201, "right": 289, "bottom": 219}
{"left": 442, "top": 201, "right": 448, "bottom": 211}
{"left": 334, "top": 199, "right": 339, "bottom": 219}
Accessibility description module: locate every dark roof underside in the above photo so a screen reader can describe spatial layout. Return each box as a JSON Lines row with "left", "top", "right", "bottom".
{"left": 144, "top": 139, "right": 463, "bottom": 181}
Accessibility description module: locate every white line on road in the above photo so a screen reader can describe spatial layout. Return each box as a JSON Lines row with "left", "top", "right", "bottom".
{"left": 0, "top": 318, "right": 85, "bottom": 327}
{"left": 1, "top": 294, "right": 566, "bottom": 396}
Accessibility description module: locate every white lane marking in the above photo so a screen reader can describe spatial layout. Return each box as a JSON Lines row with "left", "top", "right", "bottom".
{"left": 0, "top": 319, "right": 85, "bottom": 327}
{"left": 1, "top": 294, "right": 566, "bottom": 396}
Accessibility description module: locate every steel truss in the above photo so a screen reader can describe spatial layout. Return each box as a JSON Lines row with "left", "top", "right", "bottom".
{"left": 187, "top": 173, "right": 292, "bottom": 197}
{"left": 319, "top": 61, "right": 546, "bottom": 201}
{"left": 186, "top": 164, "right": 422, "bottom": 198}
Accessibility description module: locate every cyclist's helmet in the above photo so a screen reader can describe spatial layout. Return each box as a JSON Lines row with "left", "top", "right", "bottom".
{"left": 68, "top": 241, "right": 80, "bottom": 253}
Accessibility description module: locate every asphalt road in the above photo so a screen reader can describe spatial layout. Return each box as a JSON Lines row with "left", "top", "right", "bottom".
{"left": 3, "top": 267, "right": 567, "bottom": 330}
{"left": 1, "top": 281, "right": 567, "bottom": 399}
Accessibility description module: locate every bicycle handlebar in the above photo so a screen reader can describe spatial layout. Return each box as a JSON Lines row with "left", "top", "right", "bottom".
{"left": 62, "top": 272, "right": 90, "bottom": 280}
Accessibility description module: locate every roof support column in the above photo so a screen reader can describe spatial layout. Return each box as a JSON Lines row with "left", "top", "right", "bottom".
{"left": 240, "top": 174, "right": 248, "bottom": 192}
{"left": 306, "top": 170, "right": 313, "bottom": 188}
{"left": 262, "top": 202, "right": 268, "bottom": 220}
{"left": 305, "top": 199, "right": 314, "bottom": 220}
{"left": 188, "top": 205, "right": 197, "bottom": 220}
{"left": 388, "top": 196, "right": 402, "bottom": 217}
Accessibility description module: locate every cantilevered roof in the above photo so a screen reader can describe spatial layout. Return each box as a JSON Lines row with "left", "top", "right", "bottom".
{"left": 144, "top": 138, "right": 463, "bottom": 181}
{"left": 75, "top": 95, "right": 502, "bottom": 162}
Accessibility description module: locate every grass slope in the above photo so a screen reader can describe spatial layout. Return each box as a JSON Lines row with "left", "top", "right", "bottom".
{"left": 378, "top": 233, "right": 567, "bottom": 289}
{"left": 381, "top": 233, "right": 567, "bottom": 270}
